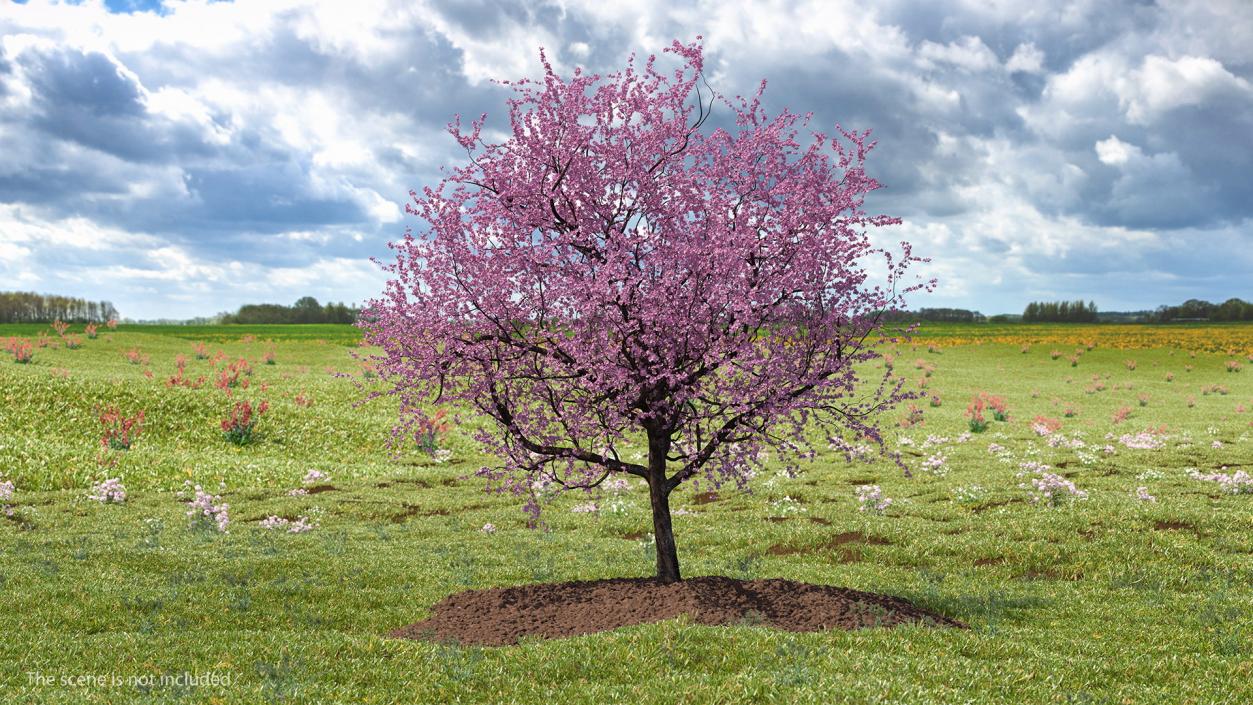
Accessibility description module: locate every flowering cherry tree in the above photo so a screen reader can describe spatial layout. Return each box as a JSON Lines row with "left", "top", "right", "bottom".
{"left": 363, "top": 40, "right": 927, "bottom": 583}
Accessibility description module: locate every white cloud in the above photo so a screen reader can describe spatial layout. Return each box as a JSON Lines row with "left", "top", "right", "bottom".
{"left": 917, "top": 36, "right": 999, "bottom": 72}
{"left": 1095, "top": 135, "right": 1138, "bottom": 165}
{"left": 1027, "top": 51, "right": 1253, "bottom": 136}
{"left": 1006, "top": 42, "right": 1044, "bottom": 74}
{"left": 143, "top": 86, "right": 234, "bottom": 146}
{"left": 417, "top": 1, "right": 561, "bottom": 84}
{"left": 0, "top": 204, "right": 161, "bottom": 252}
{"left": 1124, "top": 54, "right": 1252, "bottom": 123}
{"left": 267, "top": 257, "right": 382, "bottom": 290}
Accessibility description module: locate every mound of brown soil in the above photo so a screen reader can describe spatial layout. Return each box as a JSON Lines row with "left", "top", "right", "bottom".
{"left": 390, "top": 576, "right": 964, "bottom": 646}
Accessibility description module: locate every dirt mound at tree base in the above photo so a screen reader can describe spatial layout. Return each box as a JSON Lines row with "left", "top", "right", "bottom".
{"left": 389, "top": 575, "right": 964, "bottom": 646}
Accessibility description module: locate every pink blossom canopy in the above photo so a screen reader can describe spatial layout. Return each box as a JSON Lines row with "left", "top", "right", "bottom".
{"left": 362, "top": 39, "right": 928, "bottom": 521}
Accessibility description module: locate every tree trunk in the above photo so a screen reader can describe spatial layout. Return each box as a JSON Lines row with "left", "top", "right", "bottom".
{"left": 647, "top": 429, "right": 681, "bottom": 583}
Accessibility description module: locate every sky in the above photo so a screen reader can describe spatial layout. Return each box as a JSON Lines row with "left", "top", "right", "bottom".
{"left": 1, "top": 0, "right": 1251, "bottom": 319}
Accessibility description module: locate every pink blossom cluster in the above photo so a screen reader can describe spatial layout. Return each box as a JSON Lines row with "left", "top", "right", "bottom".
{"left": 259, "top": 515, "right": 316, "bottom": 533}
{"left": 0, "top": 474, "right": 14, "bottom": 509}
{"left": 1019, "top": 470, "right": 1088, "bottom": 506}
{"left": 220, "top": 400, "right": 268, "bottom": 445}
{"left": 855, "top": 484, "right": 892, "bottom": 513}
{"left": 302, "top": 469, "right": 331, "bottom": 485}
{"left": 1046, "top": 434, "right": 1087, "bottom": 450}
{"left": 1018, "top": 460, "right": 1052, "bottom": 474}
{"left": 87, "top": 477, "right": 127, "bottom": 504}
{"left": 124, "top": 348, "right": 149, "bottom": 366}
{"left": 5, "top": 337, "right": 34, "bottom": 363}
{"left": 602, "top": 476, "right": 632, "bottom": 493}
{"left": 1188, "top": 468, "right": 1253, "bottom": 494}
{"left": 1132, "top": 486, "right": 1156, "bottom": 502}
{"left": 967, "top": 392, "right": 1009, "bottom": 431}
{"left": 1119, "top": 432, "right": 1166, "bottom": 450}
{"left": 99, "top": 407, "right": 144, "bottom": 451}
{"left": 920, "top": 452, "right": 948, "bottom": 476}
{"left": 259, "top": 515, "right": 286, "bottom": 529}
{"left": 185, "top": 483, "right": 230, "bottom": 532}
{"left": 827, "top": 439, "right": 874, "bottom": 461}
{"left": 1030, "top": 416, "right": 1062, "bottom": 436}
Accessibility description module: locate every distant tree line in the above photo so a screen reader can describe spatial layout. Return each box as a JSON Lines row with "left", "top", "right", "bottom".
{"left": 1150, "top": 298, "right": 1253, "bottom": 322}
{"left": 882, "top": 307, "right": 986, "bottom": 323}
{"left": 219, "top": 296, "right": 358, "bottom": 324}
{"left": 1022, "top": 300, "right": 1099, "bottom": 323}
{"left": 0, "top": 291, "right": 119, "bottom": 323}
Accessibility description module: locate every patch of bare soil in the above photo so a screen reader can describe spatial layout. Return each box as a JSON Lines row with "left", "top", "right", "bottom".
{"left": 1152, "top": 519, "right": 1193, "bottom": 532}
{"left": 828, "top": 531, "right": 892, "bottom": 547}
{"left": 766, "top": 544, "right": 803, "bottom": 556}
{"left": 391, "top": 503, "right": 491, "bottom": 523}
{"left": 376, "top": 478, "right": 433, "bottom": 489}
{"left": 826, "top": 531, "right": 892, "bottom": 563}
{"left": 390, "top": 575, "right": 964, "bottom": 646}
{"left": 972, "top": 498, "right": 1024, "bottom": 513}
{"left": 1078, "top": 524, "right": 1104, "bottom": 541}
{"left": 1017, "top": 568, "right": 1084, "bottom": 581}
{"left": 390, "top": 504, "right": 449, "bottom": 522}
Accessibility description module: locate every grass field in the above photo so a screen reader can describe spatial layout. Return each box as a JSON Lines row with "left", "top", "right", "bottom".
{"left": 1, "top": 323, "right": 1251, "bottom": 704}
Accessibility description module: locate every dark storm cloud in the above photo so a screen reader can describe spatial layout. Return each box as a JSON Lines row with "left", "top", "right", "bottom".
{"left": 436, "top": 0, "right": 546, "bottom": 34}
{"left": 15, "top": 45, "right": 222, "bottom": 163}
{"left": 878, "top": 0, "right": 1157, "bottom": 70}
{"left": 182, "top": 164, "right": 364, "bottom": 228}
{"left": 23, "top": 46, "right": 145, "bottom": 116}
{"left": 1145, "top": 100, "right": 1253, "bottom": 224}
{"left": 1015, "top": 226, "right": 1253, "bottom": 314}
{"left": 0, "top": 164, "right": 130, "bottom": 202}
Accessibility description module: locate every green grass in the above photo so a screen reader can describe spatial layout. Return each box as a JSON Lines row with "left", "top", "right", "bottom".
{"left": 1, "top": 323, "right": 1251, "bottom": 704}
{"left": 1, "top": 323, "right": 362, "bottom": 344}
